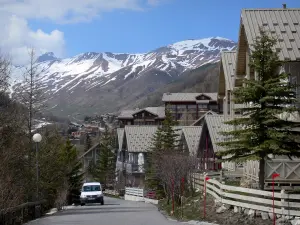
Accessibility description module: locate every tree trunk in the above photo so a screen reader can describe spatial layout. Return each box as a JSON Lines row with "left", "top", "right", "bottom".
{"left": 259, "top": 157, "right": 265, "bottom": 190}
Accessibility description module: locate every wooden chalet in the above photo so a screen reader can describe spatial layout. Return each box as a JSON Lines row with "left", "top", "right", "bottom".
{"left": 118, "top": 107, "right": 165, "bottom": 127}
{"left": 79, "top": 143, "right": 100, "bottom": 182}
{"left": 162, "top": 92, "right": 219, "bottom": 125}
{"left": 199, "top": 5, "right": 300, "bottom": 189}
{"left": 116, "top": 125, "right": 202, "bottom": 188}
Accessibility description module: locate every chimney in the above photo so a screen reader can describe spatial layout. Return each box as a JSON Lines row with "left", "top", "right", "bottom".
{"left": 282, "top": 3, "right": 287, "bottom": 9}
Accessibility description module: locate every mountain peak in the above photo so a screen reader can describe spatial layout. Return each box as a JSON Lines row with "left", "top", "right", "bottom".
{"left": 37, "top": 52, "right": 58, "bottom": 63}
{"left": 168, "top": 37, "right": 236, "bottom": 52}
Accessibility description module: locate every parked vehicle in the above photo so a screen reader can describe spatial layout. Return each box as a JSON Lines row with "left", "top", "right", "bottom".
{"left": 80, "top": 182, "right": 105, "bottom": 206}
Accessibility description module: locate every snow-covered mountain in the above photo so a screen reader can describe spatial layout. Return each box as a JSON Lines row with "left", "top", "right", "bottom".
{"left": 11, "top": 37, "right": 236, "bottom": 117}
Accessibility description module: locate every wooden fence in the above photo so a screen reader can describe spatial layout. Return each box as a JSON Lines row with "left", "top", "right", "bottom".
{"left": 125, "top": 187, "right": 144, "bottom": 197}
{"left": 124, "top": 187, "right": 158, "bottom": 204}
{"left": 0, "top": 200, "right": 47, "bottom": 225}
{"left": 192, "top": 174, "right": 300, "bottom": 217}
{"left": 243, "top": 158, "right": 300, "bottom": 187}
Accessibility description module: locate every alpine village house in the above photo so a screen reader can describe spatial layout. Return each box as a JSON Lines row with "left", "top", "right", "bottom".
{"left": 115, "top": 5, "right": 300, "bottom": 190}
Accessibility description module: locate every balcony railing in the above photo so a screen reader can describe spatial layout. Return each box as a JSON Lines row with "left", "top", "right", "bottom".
{"left": 125, "top": 163, "right": 145, "bottom": 174}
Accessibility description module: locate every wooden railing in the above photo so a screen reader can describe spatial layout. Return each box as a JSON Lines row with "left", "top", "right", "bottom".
{"left": 0, "top": 200, "right": 47, "bottom": 225}
{"left": 125, "top": 187, "right": 144, "bottom": 197}
{"left": 192, "top": 174, "right": 300, "bottom": 217}
{"left": 125, "top": 187, "right": 158, "bottom": 204}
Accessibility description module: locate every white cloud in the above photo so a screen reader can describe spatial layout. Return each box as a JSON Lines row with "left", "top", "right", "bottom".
{"left": 0, "top": 0, "right": 164, "bottom": 65}
{"left": 0, "top": 0, "right": 149, "bottom": 24}
{"left": 0, "top": 14, "right": 65, "bottom": 65}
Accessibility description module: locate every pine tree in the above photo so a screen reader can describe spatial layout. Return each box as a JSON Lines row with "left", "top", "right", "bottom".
{"left": 218, "top": 29, "right": 300, "bottom": 190}
{"left": 84, "top": 134, "right": 92, "bottom": 152}
{"left": 160, "top": 109, "right": 179, "bottom": 153}
{"left": 60, "top": 139, "right": 84, "bottom": 205}
{"left": 92, "top": 126, "right": 116, "bottom": 188}
{"left": 67, "top": 161, "right": 84, "bottom": 205}
{"left": 145, "top": 127, "right": 164, "bottom": 195}
{"left": 145, "top": 108, "right": 179, "bottom": 198}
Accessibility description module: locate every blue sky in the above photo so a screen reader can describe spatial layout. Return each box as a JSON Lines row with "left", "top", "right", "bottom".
{"left": 1, "top": 0, "right": 299, "bottom": 63}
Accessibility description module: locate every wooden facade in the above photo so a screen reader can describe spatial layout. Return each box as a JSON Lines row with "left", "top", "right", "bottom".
{"left": 198, "top": 123, "right": 222, "bottom": 171}
{"left": 163, "top": 93, "right": 219, "bottom": 126}
{"left": 118, "top": 107, "right": 165, "bottom": 127}
{"left": 215, "top": 7, "right": 300, "bottom": 188}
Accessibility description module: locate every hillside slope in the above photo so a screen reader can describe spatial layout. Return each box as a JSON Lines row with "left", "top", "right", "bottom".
{"left": 11, "top": 37, "right": 235, "bottom": 118}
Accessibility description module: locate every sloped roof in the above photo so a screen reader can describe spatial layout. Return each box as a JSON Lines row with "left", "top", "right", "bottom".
{"left": 191, "top": 110, "right": 218, "bottom": 126}
{"left": 124, "top": 125, "right": 192, "bottom": 153}
{"left": 79, "top": 143, "right": 100, "bottom": 159}
{"left": 241, "top": 9, "right": 300, "bottom": 61}
{"left": 221, "top": 51, "right": 236, "bottom": 91}
{"left": 182, "top": 126, "right": 202, "bottom": 156}
{"left": 162, "top": 93, "right": 218, "bottom": 102}
{"left": 132, "top": 107, "right": 165, "bottom": 118}
{"left": 118, "top": 107, "right": 165, "bottom": 119}
{"left": 204, "top": 115, "right": 234, "bottom": 153}
{"left": 125, "top": 126, "right": 158, "bottom": 153}
{"left": 118, "top": 110, "right": 136, "bottom": 119}
{"left": 117, "top": 128, "right": 125, "bottom": 152}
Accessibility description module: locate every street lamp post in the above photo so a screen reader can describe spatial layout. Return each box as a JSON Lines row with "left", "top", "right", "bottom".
{"left": 33, "top": 133, "right": 42, "bottom": 200}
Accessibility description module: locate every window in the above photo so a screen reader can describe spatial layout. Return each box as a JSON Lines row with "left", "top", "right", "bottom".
{"left": 166, "top": 104, "right": 176, "bottom": 112}
{"left": 198, "top": 104, "right": 207, "bottom": 109}
{"left": 209, "top": 104, "right": 218, "bottom": 110}
{"left": 290, "top": 75, "right": 298, "bottom": 98}
{"left": 82, "top": 185, "right": 101, "bottom": 192}
{"left": 187, "top": 104, "right": 197, "bottom": 112}
{"left": 177, "top": 105, "right": 186, "bottom": 112}
{"left": 176, "top": 113, "right": 182, "bottom": 120}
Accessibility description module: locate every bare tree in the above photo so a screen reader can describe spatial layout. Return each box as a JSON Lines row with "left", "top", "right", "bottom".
{"left": 152, "top": 150, "right": 197, "bottom": 204}
{"left": 0, "top": 52, "right": 10, "bottom": 93}
{"left": 18, "top": 49, "right": 46, "bottom": 137}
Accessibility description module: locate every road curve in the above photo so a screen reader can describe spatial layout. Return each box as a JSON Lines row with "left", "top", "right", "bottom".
{"left": 26, "top": 196, "right": 182, "bottom": 225}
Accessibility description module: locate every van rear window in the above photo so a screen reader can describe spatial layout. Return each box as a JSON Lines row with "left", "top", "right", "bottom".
{"left": 83, "top": 185, "right": 100, "bottom": 192}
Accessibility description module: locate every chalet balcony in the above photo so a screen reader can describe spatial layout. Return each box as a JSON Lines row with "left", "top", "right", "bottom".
{"left": 125, "top": 163, "right": 145, "bottom": 174}
{"left": 116, "top": 160, "right": 125, "bottom": 171}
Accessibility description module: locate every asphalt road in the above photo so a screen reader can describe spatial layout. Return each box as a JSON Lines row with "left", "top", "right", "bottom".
{"left": 26, "top": 196, "right": 183, "bottom": 225}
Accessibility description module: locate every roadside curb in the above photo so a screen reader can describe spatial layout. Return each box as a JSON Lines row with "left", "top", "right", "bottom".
{"left": 157, "top": 208, "right": 218, "bottom": 225}
{"left": 45, "top": 205, "right": 77, "bottom": 216}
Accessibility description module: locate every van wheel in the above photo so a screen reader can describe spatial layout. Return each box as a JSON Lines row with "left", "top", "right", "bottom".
{"left": 101, "top": 200, "right": 104, "bottom": 205}
{"left": 81, "top": 203, "right": 85, "bottom": 206}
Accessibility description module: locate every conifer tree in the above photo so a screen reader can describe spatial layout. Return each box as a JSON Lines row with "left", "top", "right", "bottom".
{"left": 145, "top": 126, "right": 164, "bottom": 196}
{"left": 218, "top": 30, "right": 300, "bottom": 190}
{"left": 60, "top": 139, "right": 84, "bottom": 205}
{"left": 145, "top": 108, "right": 179, "bottom": 198}
{"left": 92, "top": 126, "right": 116, "bottom": 188}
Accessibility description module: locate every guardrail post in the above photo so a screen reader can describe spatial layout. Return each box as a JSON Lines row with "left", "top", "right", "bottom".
{"left": 281, "top": 189, "right": 286, "bottom": 216}
{"left": 221, "top": 181, "right": 225, "bottom": 204}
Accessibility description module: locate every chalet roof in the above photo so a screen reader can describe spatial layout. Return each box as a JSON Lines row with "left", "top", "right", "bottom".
{"left": 162, "top": 93, "right": 218, "bottom": 102}
{"left": 132, "top": 107, "right": 165, "bottom": 118}
{"left": 124, "top": 125, "right": 197, "bottom": 153}
{"left": 118, "top": 110, "right": 136, "bottom": 119}
{"left": 125, "top": 126, "right": 158, "bottom": 153}
{"left": 79, "top": 143, "right": 100, "bottom": 159}
{"left": 182, "top": 127, "right": 202, "bottom": 156}
{"left": 241, "top": 8, "right": 300, "bottom": 61}
{"left": 117, "top": 128, "right": 125, "bottom": 152}
{"left": 221, "top": 51, "right": 236, "bottom": 91}
{"left": 204, "top": 115, "right": 233, "bottom": 153}
{"left": 191, "top": 110, "right": 218, "bottom": 126}
{"left": 118, "top": 107, "right": 165, "bottom": 119}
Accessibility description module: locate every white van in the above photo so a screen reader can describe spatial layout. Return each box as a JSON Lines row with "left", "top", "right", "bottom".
{"left": 80, "top": 182, "right": 104, "bottom": 206}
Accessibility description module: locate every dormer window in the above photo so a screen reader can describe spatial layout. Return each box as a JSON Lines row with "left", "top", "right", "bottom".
{"left": 196, "top": 94, "right": 211, "bottom": 101}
